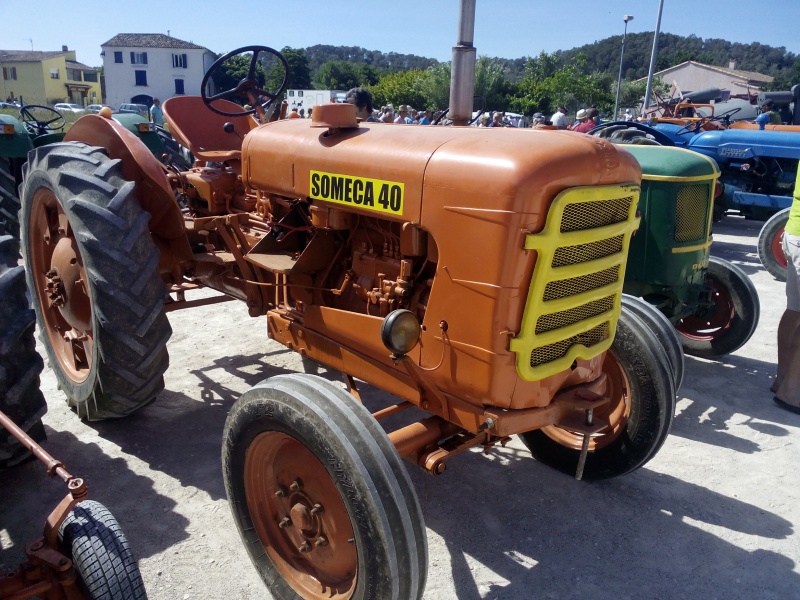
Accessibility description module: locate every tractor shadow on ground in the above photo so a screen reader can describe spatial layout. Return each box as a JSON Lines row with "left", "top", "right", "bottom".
{"left": 0, "top": 427, "right": 188, "bottom": 564}
{"left": 670, "top": 353, "right": 794, "bottom": 453}
{"left": 412, "top": 443, "right": 797, "bottom": 599}
{"left": 84, "top": 348, "right": 321, "bottom": 504}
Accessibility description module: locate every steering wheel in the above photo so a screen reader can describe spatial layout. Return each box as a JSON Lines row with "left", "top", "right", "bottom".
{"left": 19, "top": 105, "right": 65, "bottom": 135}
{"left": 201, "top": 45, "right": 289, "bottom": 119}
{"left": 431, "top": 96, "right": 486, "bottom": 126}
{"left": 709, "top": 107, "right": 741, "bottom": 128}
{"left": 588, "top": 121, "right": 675, "bottom": 146}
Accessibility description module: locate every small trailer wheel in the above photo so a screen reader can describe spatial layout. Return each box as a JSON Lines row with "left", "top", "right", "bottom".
{"left": 58, "top": 500, "right": 147, "bottom": 600}
{"left": 223, "top": 373, "right": 427, "bottom": 600}
{"left": 676, "top": 256, "right": 760, "bottom": 357}
{"left": 757, "top": 208, "right": 789, "bottom": 282}
{"left": 519, "top": 309, "right": 676, "bottom": 480}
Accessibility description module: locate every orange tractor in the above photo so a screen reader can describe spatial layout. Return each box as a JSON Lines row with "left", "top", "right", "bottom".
{"left": 16, "top": 47, "right": 677, "bottom": 599}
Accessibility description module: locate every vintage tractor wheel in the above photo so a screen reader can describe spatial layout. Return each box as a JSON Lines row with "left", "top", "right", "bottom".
{"left": 621, "top": 294, "right": 685, "bottom": 393}
{"left": 676, "top": 256, "right": 760, "bottom": 358}
{"left": 757, "top": 208, "right": 789, "bottom": 282}
{"left": 0, "top": 234, "right": 46, "bottom": 468}
{"left": 0, "top": 156, "right": 21, "bottom": 241}
{"left": 59, "top": 500, "right": 147, "bottom": 600}
{"left": 223, "top": 373, "right": 427, "bottom": 600}
{"left": 519, "top": 309, "right": 676, "bottom": 480}
{"left": 19, "top": 142, "right": 171, "bottom": 420}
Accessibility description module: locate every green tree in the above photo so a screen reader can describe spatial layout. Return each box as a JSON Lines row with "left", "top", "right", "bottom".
{"left": 416, "top": 63, "right": 451, "bottom": 111}
{"left": 281, "top": 47, "right": 312, "bottom": 89}
{"left": 369, "top": 69, "right": 427, "bottom": 110}
{"left": 312, "top": 61, "right": 364, "bottom": 90}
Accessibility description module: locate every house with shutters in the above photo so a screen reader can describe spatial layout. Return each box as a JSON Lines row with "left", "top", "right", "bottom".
{"left": 0, "top": 46, "right": 101, "bottom": 105}
{"left": 101, "top": 33, "right": 216, "bottom": 109}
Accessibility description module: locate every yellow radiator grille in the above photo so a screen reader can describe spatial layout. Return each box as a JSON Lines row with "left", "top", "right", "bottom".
{"left": 560, "top": 197, "right": 634, "bottom": 232}
{"left": 509, "top": 184, "right": 641, "bottom": 381}
{"left": 674, "top": 184, "right": 711, "bottom": 243}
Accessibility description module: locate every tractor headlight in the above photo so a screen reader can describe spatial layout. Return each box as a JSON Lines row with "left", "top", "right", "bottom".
{"left": 1, "top": 124, "right": 14, "bottom": 135}
{"left": 137, "top": 122, "right": 155, "bottom": 133}
{"left": 381, "top": 310, "right": 421, "bottom": 356}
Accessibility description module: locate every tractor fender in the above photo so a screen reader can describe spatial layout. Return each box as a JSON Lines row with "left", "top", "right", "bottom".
{"left": 65, "top": 114, "right": 187, "bottom": 242}
{"left": 0, "top": 114, "right": 34, "bottom": 158}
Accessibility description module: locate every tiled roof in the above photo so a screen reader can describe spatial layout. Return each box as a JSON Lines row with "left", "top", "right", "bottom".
{"left": 0, "top": 50, "right": 69, "bottom": 62}
{"left": 650, "top": 60, "right": 773, "bottom": 84}
{"left": 66, "top": 60, "right": 96, "bottom": 71}
{"left": 102, "top": 34, "right": 208, "bottom": 51}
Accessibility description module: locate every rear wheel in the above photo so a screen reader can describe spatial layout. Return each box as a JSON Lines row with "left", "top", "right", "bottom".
{"left": 20, "top": 142, "right": 171, "bottom": 420}
{"left": 621, "top": 294, "right": 684, "bottom": 393}
{"left": 0, "top": 234, "right": 46, "bottom": 468}
{"left": 59, "top": 500, "right": 147, "bottom": 600}
{"left": 757, "top": 208, "right": 789, "bottom": 282}
{"left": 0, "top": 156, "right": 22, "bottom": 241}
{"left": 519, "top": 309, "right": 676, "bottom": 480}
{"left": 223, "top": 373, "right": 427, "bottom": 600}
{"left": 676, "top": 256, "right": 760, "bottom": 357}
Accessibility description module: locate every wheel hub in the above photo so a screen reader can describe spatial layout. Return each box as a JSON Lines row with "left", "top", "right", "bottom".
{"left": 245, "top": 432, "right": 357, "bottom": 599}
{"left": 48, "top": 236, "right": 91, "bottom": 332}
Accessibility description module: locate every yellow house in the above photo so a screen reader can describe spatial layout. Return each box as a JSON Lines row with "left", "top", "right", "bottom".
{"left": 0, "top": 46, "right": 102, "bottom": 106}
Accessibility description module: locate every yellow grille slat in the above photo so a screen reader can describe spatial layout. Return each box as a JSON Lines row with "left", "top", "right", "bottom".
{"left": 535, "top": 296, "right": 616, "bottom": 334}
{"left": 531, "top": 324, "right": 609, "bottom": 367}
{"left": 544, "top": 267, "right": 620, "bottom": 301}
{"left": 509, "top": 184, "right": 641, "bottom": 381}
{"left": 560, "top": 196, "right": 634, "bottom": 232}
{"left": 675, "top": 184, "right": 711, "bottom": 243}
{"left": 552, "top": 236, "right": 624, "bottom": 267}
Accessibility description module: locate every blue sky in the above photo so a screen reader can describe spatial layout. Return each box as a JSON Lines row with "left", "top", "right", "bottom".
{"left": 5, "top": 0, "right": 799, "bottom": 68}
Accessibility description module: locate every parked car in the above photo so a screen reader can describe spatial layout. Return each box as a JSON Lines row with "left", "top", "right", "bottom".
{"left": 86, "top": 104, "right": 112, "bottom": 113}
{"left": 118, "top": 103, "right": 149, "bottom": 117}
{"left": 53, "top": 103, "right": 85, "bottom": 114}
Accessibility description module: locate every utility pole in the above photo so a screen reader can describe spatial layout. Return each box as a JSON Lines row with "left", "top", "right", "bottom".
{"left": 643, "top": 0, "right": 665, "bottom": 111}
{"left": 613, "top": 15, "right": 634, "bottom": 121}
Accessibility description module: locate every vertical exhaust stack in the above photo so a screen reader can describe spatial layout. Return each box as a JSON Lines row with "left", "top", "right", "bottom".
{"left": 449, "top": 0, "right": 477, "bottom": 126}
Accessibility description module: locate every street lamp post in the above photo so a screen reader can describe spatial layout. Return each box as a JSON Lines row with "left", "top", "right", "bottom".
{"left": 614, "top": 14, "right": 634, "bottom": 122}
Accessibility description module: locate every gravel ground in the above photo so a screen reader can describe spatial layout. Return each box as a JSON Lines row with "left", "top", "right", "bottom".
{"left": 1, "top": 215, "right": 798, "bottom": 599}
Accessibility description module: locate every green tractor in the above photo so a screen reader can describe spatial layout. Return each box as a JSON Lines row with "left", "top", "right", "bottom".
{"left": 621, "top": 144, "right": 760, "bottom": 358}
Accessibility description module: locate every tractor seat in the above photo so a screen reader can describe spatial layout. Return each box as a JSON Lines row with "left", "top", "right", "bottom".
{"left": 162, "top": 96, "right": 259, "bottom": 163}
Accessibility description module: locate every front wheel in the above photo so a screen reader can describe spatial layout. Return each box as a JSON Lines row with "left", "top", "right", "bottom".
{"left": 20, "top": 143, "right": 171, "bottom": 420}
{"left": 519, "top": 309, "right": 676, "bottom": 480}
{"left": 757, "top": 208, "right": 789, "bottom": 282}
{"left": 676, "top": 256, "right": 760, "bottom": 357}
{"left": 621, "top": 294, "right": 684, "bottom": 393}
{"left": 59, "top": 500, "right": 147, "bottom": 600}
{"left": 223, "top": 374, "right": 427, "bottom": 600}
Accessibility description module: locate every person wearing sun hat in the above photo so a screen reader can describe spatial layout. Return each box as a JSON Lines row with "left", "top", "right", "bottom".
{"left": 394, "top": 105, "right": 414, "bottom": 124}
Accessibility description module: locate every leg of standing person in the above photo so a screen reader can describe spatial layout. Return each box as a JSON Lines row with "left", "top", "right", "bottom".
{"left": 775, "top": 233, "right": 800, "bottom": 411}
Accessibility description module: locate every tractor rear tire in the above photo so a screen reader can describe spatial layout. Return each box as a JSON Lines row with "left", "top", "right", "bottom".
{"left": 0, "top": 156, "right": 21, "bottom": 241}
{"left": 223, "top": 373, "right": 427, "bottom": 600}
{"left": 59, "top": 500, "right": 147, "bottom": 600}
{"left": 519, "top": 309, "right": 676, "bottom": 480}
{"left": 621, "top": 294, "right": 684, "bottom": 393}
{"left": 0, "top": 234, "right": 46, "bottom": 468}
{"left": 677, "top": 256, "right": 760, "bottom": 358}
{"left": 757, "top": 208, "right": 789, "bottom": 282}
{"left": 20, "top": 142, "right": 171, "bottom": 421}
